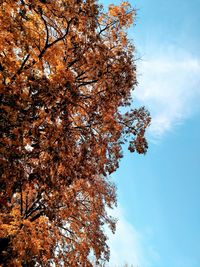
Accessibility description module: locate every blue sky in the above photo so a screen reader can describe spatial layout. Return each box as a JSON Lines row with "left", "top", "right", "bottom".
{"left": 100, "top": 0, "right": 200, "bottom": 266}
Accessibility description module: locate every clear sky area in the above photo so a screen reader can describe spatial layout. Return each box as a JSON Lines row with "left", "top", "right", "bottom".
{"left": 100, "top": 0, "right": 200, "bottom": 266}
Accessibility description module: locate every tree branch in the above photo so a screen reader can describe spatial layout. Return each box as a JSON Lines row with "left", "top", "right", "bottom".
{"left": 11, "top": 54, "right": 30, "bottom": 81}
{"left": 77, "top": 79, "right": 98, "bottom": 88}
{"left": 39, "top": 18, "right": 74, "bottom": 59}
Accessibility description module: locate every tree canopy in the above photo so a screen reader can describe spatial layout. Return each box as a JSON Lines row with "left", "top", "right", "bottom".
{"left": 0, "top": 0, "right": 150, "bottom": 266}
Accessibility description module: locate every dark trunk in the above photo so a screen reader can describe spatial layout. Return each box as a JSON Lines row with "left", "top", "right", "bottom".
{"left": 0, "top": 237, "right": 11, "bottom": 265}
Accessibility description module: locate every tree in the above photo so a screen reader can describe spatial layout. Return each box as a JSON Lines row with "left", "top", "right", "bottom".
{"left": 0, "top": 0, "right": 150, "bottom": 266}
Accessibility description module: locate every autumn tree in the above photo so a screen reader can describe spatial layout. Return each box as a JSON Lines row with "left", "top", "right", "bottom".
{"left": 0, "top": 0, "right": 150, "bottom": 266}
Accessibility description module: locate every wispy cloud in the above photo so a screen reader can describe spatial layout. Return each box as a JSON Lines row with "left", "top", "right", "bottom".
{"left": 107, "top": 206, "right": 159, "bottom": 267}
{"left": 134, "top": 46, "right": 200, "bottom": 139}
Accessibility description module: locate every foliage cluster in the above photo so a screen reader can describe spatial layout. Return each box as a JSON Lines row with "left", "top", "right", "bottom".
{"left": 0, "top": 0, "right": 150, "bottom": 266}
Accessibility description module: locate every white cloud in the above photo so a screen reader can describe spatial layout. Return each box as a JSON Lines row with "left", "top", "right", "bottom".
{"left": 134, "top": 47, "right": 200, "bottom": 139}
{"left": 107, "top": 207, "right": 141, "bottom": 267}
{"left": 106, "top": 206, "right": 159, "bottom": 267}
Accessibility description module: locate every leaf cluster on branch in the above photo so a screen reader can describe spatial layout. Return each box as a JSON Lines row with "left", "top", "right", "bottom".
{"left": 0, "top": 0, "right": 150, "bottom": 266}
